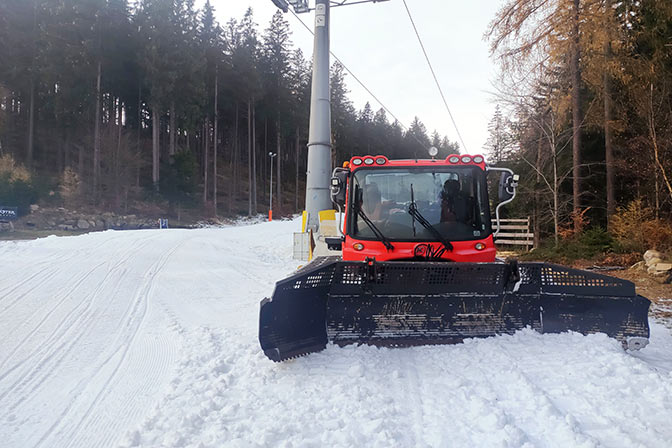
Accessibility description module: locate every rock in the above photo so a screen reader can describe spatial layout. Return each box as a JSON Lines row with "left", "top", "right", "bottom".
{"left": 77, "top": 219, "right": 90, "bottom": 229}
{"left": 631, "top": 261, "right": 646, "bottom": 271}
{"left": 47, "top": 220, "right": 56, "bottom": 227}
{"left": 643, "top": 250, "right": 663, "bottom": 263}
{"left": 58, "top": 224, "right": 73, "bottom": 231}
{"left": 654, "top": 262, "right": 672, "bottom": 272}
{"left": 645, "top": 257, "right": 662, "bottom": 267}
{"left": 95, "top": 220, "right": 104, "bottom": 229}
{"left": 30, "top": 204, "right": 39, "bottom": 212}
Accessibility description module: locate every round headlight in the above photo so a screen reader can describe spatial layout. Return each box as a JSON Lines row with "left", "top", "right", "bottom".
{"left": 375, "top": 157, "right": 386, "bottom": 165}
{"left": 428, "top": 146, "right": 439, "bottom": 157}
{"left": 364, "top": 158, "right": 374, "bottom": 165}
{"left": 449, "top": 156, "right": 460, "bottom": 163}
{"left": 473, "top": 156, "right": 484, "bottom": 164}
{"left": 353, "top": 243, "right": 365, "bottom": 251}
{"left": 352, "top": 158, "right": 363, "bottom": 166}
{"left": 461, "top": 156, "right": 472, "bottom": 163}
{"left": 475, "top": 242, "right": 486, "bottom": 251}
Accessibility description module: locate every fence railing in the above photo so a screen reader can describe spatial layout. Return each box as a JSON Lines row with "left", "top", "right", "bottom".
{"left": 491, "top": 217, "right": 534, "bottom": 249}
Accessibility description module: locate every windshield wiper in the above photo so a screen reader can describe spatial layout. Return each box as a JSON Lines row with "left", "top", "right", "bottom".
{"left": 353, "top": 185, "right": 394, "bottom": 251}
{"left": 408, "top": 185, "right": 454, "bottom": 252}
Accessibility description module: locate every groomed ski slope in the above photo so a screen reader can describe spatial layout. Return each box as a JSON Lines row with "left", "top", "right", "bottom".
{"left": 1, "top": 218, "right": 672, "bottom": 448}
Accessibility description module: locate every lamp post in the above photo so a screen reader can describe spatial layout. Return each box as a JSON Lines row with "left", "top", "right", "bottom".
{"left": 269, "top": 152, "right": 277, "bottom": 221}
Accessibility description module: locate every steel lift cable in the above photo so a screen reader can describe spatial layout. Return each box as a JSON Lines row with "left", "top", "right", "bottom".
{"left": 401, "top": 0, "right": 468, "bottom": 153}
{"left": 287, "top": 7, "right": 431, "bottom": 151}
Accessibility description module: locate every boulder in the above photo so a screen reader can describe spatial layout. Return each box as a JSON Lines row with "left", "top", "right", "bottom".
{"left": 30, "top": 204, "right": 39, "bottom": 212}
{"left": 77, "top": 219, "right": 90, "bottom": 229}
{"left": 645, "top": 257, "right": 662, "bottom": 267}
{"left": 643, "top": 250, "right": 663, "bottom": 263}
{"left": 654, "top": 262, "right": 672, "bottom": 272}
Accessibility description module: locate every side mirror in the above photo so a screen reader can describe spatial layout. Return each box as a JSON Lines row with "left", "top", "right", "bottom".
{"left": 330, "top": 168, "right": 349, "bottom": 207}
{"left": 498, "top": 172, "right": 518, "bottom": 202}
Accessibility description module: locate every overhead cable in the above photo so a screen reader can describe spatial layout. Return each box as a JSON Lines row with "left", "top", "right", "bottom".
{"left": 287, "top": 8, "right": 430, "bottom": 150}
{"left": 401, "top": 0, "right": 468, "bottom": 152}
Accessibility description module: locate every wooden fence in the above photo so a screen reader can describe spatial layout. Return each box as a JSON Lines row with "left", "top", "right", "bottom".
{"left": 491, "top": 217, "right": 534, "bottom": 249}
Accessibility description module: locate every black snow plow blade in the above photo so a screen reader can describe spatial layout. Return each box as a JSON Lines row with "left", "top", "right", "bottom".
{"left": 259, "top": 257, "right": 650, "bottom": 361}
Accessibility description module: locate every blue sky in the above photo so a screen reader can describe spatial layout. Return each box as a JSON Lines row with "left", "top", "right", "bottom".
{"left": 211, "top": 0, "right": 502, "bottom": 155}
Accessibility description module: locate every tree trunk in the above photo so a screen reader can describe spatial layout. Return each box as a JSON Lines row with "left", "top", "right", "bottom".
{"left": 534, "top": 131, "right": 542, "bottom": 248}
{"left": 152, "top": 107, "right": 160, "bottom": 189}
{"left": 115, "top": 100, "right": 123, "bottom": 208}
{"left": 213, "top": 69, "right": 218, "bottom": 217}
{"left": 93, "top": 60, "right": 102, "bottom": 198}
{"left": 26, "top": 1, "right": 37, "bottom": 169}
{"left": 553, "top": 146, "right": 559, "bottom": 247}
{"left": 203, "top": 118, "right": 209, "bottom": 205}
{"left": 26, "top": 75, "right": 35, "bottom": 169}
{"left": 252, "top": 98, "right": 257, "bottom": 214}
{"left": 263, "top": 118, "right": 268, "bottom": 205}
{"left": 64, "top": 127, "right": 71, "bottom": 168}
{"left": 276, "top": 119, "right": 282, "bottom": 213}
{"left": 603, "top": 1, "right": 615, "bottom": 228}
{"left": 230, "top": 103, "right": 238, "bottom": 213}
{"left": 648, "top": 83, "right": 672, "bottom": 202}
{"left": 169, "top": 100, "right": 176, "bottom": 156}
{"left": 247, "top": 100, "right": 252, "bottom": 216}
{"left": 654, "top": 167, "right": 660, "bottom": 219}
{"left": 571, "top": 0, "right": 583, "bottom": 229}
{"left": 136, "top": 83, "right": 142, "bottom": 188}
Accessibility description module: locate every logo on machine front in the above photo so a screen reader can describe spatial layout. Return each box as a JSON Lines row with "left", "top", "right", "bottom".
{"left": 413, "top": 243, "right": 446, "bottom": 259}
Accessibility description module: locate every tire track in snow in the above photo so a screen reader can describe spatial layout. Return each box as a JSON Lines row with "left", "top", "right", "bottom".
{"left": 0, "top": 234, "right": 161, "bottom": 377}
{"left": 34, "top": 236, "right": 187, "bottom": 448}
{"left": 0, "top": 257, "right": 111, "bottom": 403}
{"left": 399, "top": 350, "right": 427, "bottom": 448}
{"left": 0, "top": 234, "right": 163, "bottom": 418}
{"left": 0, "top": 234, "right": 118, "bottom": 301}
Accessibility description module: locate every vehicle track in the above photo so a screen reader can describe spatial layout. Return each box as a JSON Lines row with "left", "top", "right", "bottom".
{"left": 0, "top": 235, "right": 117, "bottom": 301}
{"left": 0, "top": 234, "right": 161, "bottom": 377}
{"left": 34, "top": 237, "right": 186, "bottom": 448}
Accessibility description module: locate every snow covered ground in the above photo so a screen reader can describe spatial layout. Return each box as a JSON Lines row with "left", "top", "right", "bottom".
{"left": 1, "top": 219, "right": 672, "bottom": 448}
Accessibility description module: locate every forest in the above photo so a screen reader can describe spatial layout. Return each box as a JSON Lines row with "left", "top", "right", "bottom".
{"left": 0, "top": 0, "right": 457, "bottom": 220}
{"left": 484, "top": 0, "right": 672, "bottom": 256}
{"left": 1, "top": 0, "right": 671, "bottom": 256}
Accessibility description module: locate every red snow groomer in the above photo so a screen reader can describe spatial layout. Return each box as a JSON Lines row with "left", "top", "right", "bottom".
{"left": 259, "top": 154, "right": 651, "bottom": 361}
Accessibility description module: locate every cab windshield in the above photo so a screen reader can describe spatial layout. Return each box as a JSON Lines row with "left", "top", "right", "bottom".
{"left": 349, "top": 166, "right": 491, "bottom": 242}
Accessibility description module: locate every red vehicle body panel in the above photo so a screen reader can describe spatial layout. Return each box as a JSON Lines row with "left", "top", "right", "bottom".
{"left": 340, "top": 154, "right": 496, "bottom": 262}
